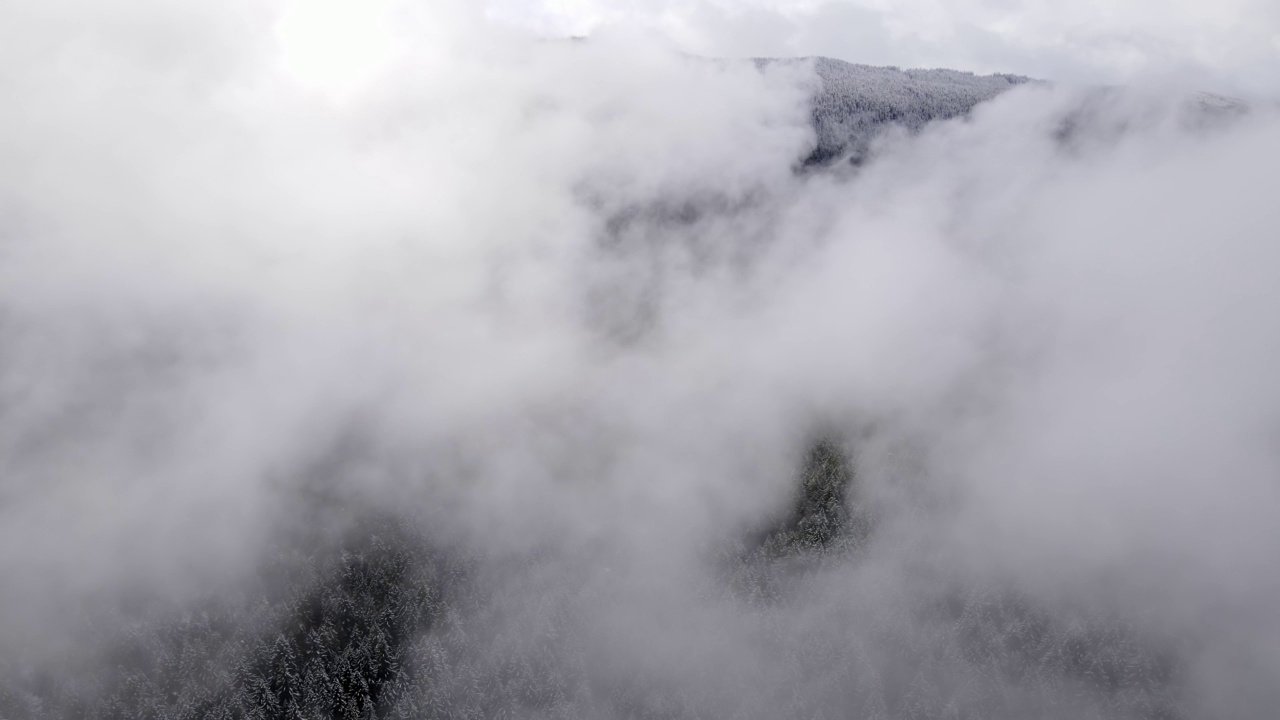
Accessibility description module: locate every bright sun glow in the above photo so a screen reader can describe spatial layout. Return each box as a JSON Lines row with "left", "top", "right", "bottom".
{"left": 274, "top": 0, "right": 400, "bottom": 96}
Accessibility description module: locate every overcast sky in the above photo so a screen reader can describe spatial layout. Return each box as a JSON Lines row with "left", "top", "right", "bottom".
{"left": 267, "top": 0, "right": 1278, "bottom": 99}
{"left": 480, "top": 0, "right": 1279, "bottom": 93}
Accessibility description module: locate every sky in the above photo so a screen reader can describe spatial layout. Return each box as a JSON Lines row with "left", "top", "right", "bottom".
{"left": 276, "top": 0, "right": 1280, "bottom": 97}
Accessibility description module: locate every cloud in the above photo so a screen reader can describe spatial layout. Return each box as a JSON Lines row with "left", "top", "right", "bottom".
{"left": 1, "top": 2, "right": 1279, "bottom": 716}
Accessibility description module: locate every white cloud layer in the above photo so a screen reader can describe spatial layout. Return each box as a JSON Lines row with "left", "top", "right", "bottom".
{"left": 1, "top": 1, "right": 1279, "bottom": 716}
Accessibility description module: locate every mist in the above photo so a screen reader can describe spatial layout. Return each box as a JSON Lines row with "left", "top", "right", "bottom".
{"left": 2, "top": 2, "right": 1279, "bottom": 718}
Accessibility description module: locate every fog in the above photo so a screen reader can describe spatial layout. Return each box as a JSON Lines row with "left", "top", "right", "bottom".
{"left": 2, "top": 2, "right": 1279, "bottom": 718}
